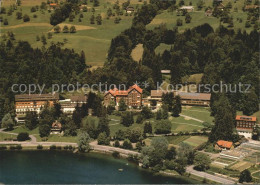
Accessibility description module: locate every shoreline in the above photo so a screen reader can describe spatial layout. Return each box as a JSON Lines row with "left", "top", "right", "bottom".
{"left": 0, "top": 145, "right": 207, "bottom": 184}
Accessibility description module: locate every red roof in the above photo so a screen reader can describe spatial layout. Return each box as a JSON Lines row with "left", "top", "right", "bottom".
{"left": 129, "top": 84, "right": 143, "bottom": 93}
{"left": 50, "top": 3, "right": 58, "bottom": 6}
{"left": 236, "top": 115, "right": 257, "bottom": 122}
{"left": 217, "top": 140, "right": 233, "bottom": 149}
{"left": 105, "top": 85, "right": 142, "bottom": 96}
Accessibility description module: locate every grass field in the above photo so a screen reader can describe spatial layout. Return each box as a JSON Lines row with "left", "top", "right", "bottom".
{"left": 0, "top": 132, "right": 17, "bottom": 141}
{"left": 229, "top": 161, "right": 254, "bottom": 172}
{"left": 146, "top": 0, "right": 253, "bottom": 33}
{"left": 181, "top": 106, "right": 214, "bottom": 124}
{"left": 165, "top": 135, "right": 190, "bottom": 145}
{"left": 182, "top": 135, "right": 207, "bottom": 148}
{"left": 131, "top": 43, "right": 144, "bottom": 62}
{"left": 35, "top": 134, "right": 78, "bottom": 143}
{"left": 6, "top": 126, "right": 39, "bottom": 135}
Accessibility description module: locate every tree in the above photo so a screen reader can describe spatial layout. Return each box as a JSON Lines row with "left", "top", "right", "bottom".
{"left": 143, "top": 122, "right": 153, "bottom": 135}
{"left": 36, "top": 35, "right": 40, "bottom": 41}
{"left": 63, "top": 25, "right": 69, "bottom": 33}
{"left": 185, "top": 13, "right": 192, "bottom": 23}
{"left": 154, "top": 120, "right": 171, "bottom": 134}
{"left": 70, "top": 26, "right": 76, "bottom": 33}
{"left": 77, "top": 131, "right": 91, "bottom": 152}
{"left": 125, "top": 127, "right": 142, "bottom": 143}
{"left": 120, "top": 112, "right": 134, "bottom": 127}
{"left": 96, "top": 14, "right": 102, "bottom": 25}
{"left": 23, "top": 14, "right": 30, "bottom": 22}
{"left": 242, "top": 89, "right": 259, "bottom": 115}
{"left": 64, "top": 118, "right": 78, "bottom": 136}
{"left": 239, "top": 169, "right": 252, "bottom": 183}
{"left": 122, "top": 139, "right": 133, "bottom": 149}
{"left": 41, "top": 34, "right": 47, "bottom": 45}
{"left": 53, "top": 103, "right": 62, "bottom": 118}
{"left": 97, "top": 117, "right": 110, "bottom": 136}
{"left": 141, "top": 106, "right": 153, "bottom": 119}
{"left": 166, "top": 146, "right": 177, "bottom": 160}
{"left": 209, "top": 95, "right": 237, "bottom": 143}
{"left": 39, "top": 124, "right": 50, "bottom": 138}
{"left": 54, "top": 25, "right": 61, "bottom": 33}
{"left": 1, "top": 113, "right": 15, "bottom": 130}
{"left": 115, "top": 129, "right": 125, "bottom": 140}
{"left": 47, "top": 32, "right": 52, "bottom": 39}
{"left": 25, "top": 111, "right": 38, "bottom": 130}
{"left": 177, "top": 142, "right": 194, "bottom": 165}
{"left": 172, "top": 95, "right": 182, "bottom": 117}
{"left": 17, "top": 132, "right": 29, "bottom": 141}
{"left": 16, "top": 11, "right": 22, "bottom": 19}
{"left": 3, "top": 18, "right": 8, "bottom": 25}
{"left": 83, "top": 117, "right": 97, "bottom": 139}
{"left": 176, "top": 18, "right": 183, "bottom": 26}
{"left": 193, "top": 152, "right": 211, "bottom": 171}
{"left": 118, "top": 98, "right": 127, "bottom": 111}
{"left": 31, "top": 6, "right": 36, "bottom": 12}
{"left": 90, "top": 14, "right": 95, "bottom": 24}
{"left": 72, "top": 104, "right": 82, "bottom": 128}
{"left": 97, "top": 132, "right": 110, "bottom": 145}
{"left": 93, "top": 0, "right": 100, "bottom": 7}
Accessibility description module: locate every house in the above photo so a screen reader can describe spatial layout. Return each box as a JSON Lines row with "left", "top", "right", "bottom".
{"left": 126, "top": 6, "right": 134, "bottom": 14}
{"left": 59, "top": 95, "right": 87, "bottom": 114}
{"left": 161, "top": 70, "right": 171, "bottom": 74}
{"left": 149, "top": 90, "right": 169, "bottom": 108}
{"left": 244, "top": 5, "right": 259, "bottom": 11}
{"left": 216, "top": 3, "right": 225, "bottom": 10}
{"left": 104, "top": 84, "right": 142, "bottom": 108}
{"left": 49, "top": 3, "right": 59, "bottom": 10}
{"left": 215, "top": 140, "right": 234, "bottom": 150}
{"left": 15, "top": 93, "right": 59, "bottom": 123}
{"left": 205, "top": 9, "right": 213, "bottom": 16}
{"left": 235, "top": 115, "right": 257, "bottom": 138}
{"left": 51, "top": 121, "right": 62, "bottom": 134}
{"left": 180, "top": 6, "right": 194, "bottom": 12}
{"left": 176, "top": 92, "right": 211, "bottom": 106}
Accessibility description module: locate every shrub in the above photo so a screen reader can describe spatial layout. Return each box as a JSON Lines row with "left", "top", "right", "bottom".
{"left": 0, "top": 145, "right": 7, "bottom": 150}
{"left": 64, "top": 145, "right": 69, "bottom": 150}
{"left": 23, "top": 14, "right": 30, "bottom": 22}
{"left": 17, "top": 132, "right": 30, "bottom": 141}
{"left": 50, "top": 145, "right": 56, "bottom": 150}
{"left": 112, "top": 151, "right": 120, "bottom": 158}
{"left": 33, "top": 14, "right": 37, "bottom": 18}
{"left": 3, "top": 18, "right": 8, "bottom": 25}
{"left": 122, "top": 139, "right": 133, "bottom": 149}
{"left": 37, "top": 145, "right": 43, "bottom": 150}
{"left": 56, "top": 146, "right": 62, "bottom": 150}
{"left": 68, "top": 145, "right": 73, "bottom": 150}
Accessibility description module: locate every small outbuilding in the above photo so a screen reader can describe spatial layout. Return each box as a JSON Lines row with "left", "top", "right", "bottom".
{"left": 51, "top": 121, "right": 62, "bottom": 134}
{"left": 215, "top": 140, "right": 234, "bottom": 150}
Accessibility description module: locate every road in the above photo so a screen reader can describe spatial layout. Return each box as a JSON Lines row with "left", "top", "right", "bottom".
{"left": 186, "top": 165, "right": 235, "bottom": 184}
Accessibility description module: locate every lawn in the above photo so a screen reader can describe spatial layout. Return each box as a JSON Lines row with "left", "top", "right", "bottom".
{"left": 182, "top": 136, "right": 208, "bottom": 148}
{"left": 229, "top": 161, "right": 254, "bottom": 172}
{"left": 0, "top": 133, "right": 17, "bottom": 141}
{"left": 146, "top": 0, "right": 253, "bottom": 33}
{"left": 1, "top": 0, "right": 138, "bottom": 67}
{"left": 155, "top": 43, "right": 172, "bottom": 55}
{"left": 165, "top": 135, "right": 190, "bottom": 145}
{"left": 181, "top": 106, "right": 214, "bottom": 124}
{"left": 6, "top": 126, "right": 39, "bottom": 135}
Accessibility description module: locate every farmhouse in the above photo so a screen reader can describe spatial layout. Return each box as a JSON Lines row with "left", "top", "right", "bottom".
{"left": 48, "top": 3, "right": 59, "bottom": 10}
{"left": 215, "top": 140, "right": 234, "bottom": 150}
{"left": 180, "top": 6, "right": 194, "bottom": 12}
{"left": 15, "top": 93, "right": 59, "bottom": 123}
{"left": 205, "top": 9, "right": 213, "bottom": 16}
{"left": 235, "top": 115, "right": 257, "bottom": 138}
{"left": 244, "top": 5, "right": 259, "bottom": 11}
{"left": 59, "top": 95, "right": 87, "bottom": 114}
{"left": 126, "top": 6, "right": 134, "bottom": 14}
{"left": 51, "top": 120, "right": 62, "bottom": 134}
{"left": 176, "top": 92, "right": 211, "bottom": 106}
{"left": 104, "top": 85, "right": 142, "bottom": 108}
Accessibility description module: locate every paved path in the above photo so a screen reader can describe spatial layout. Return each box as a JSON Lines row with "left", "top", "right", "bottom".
{"left": 186, "top": 165, "right": 235, "bottom": 184}
{"left": 0, "top": 128, "right": 37, "bottom": 143}
{"left": 180, "top": 114, "right": 204, "bottom": 123}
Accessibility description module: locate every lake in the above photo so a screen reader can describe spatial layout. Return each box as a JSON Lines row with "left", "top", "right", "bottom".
{"left": 0, "top": 151, "right": 198, "bottom": 184}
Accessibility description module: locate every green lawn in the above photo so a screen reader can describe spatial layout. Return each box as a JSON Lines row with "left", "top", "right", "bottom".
{"left": 181, "top": 106, "right": 214, "bottom": 124}
{"left": 1, "top": 0, "right": 137, "bottom": 67}
{"left": 182, "top": 136, "right": 208, "bottom": 148}
{"left": 0, "top": 133, "right": 17, "bottom": 141}
{"left": 165, "top": 135, "right": 190, "bottom": 145}
{"left": 6, "top": 126, "right": 39, "bottom": 135}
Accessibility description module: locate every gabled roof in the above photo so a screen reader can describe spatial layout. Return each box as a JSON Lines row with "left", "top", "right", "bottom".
{"left": 129, "top": 84, "right": 142, "bottom": 94}
{"left": 52, "top": 121, "right": 62, "bottom": 128}
{"left": 217, "top": 140, "right": 233, "bottom": 149}
{"left": 15, "top": 93, "right": 59, "bottom": 102}
{"left": 151, "top": 90, "right": 168, "bottom": 97}
{"left": 177, "top": 92, "right": 211, "bottom": 101}
{"left": 236, "top": 115, "right": 257, "bottom": 122}
{"left": 71, "top": 95, "right": 87, "bottom": 103}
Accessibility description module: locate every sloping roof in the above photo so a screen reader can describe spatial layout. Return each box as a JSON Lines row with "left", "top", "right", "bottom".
{"left": 151, "top": 90, "right": 168, "bottom": 97}
{"left": 15, "top": 93, "right": 59, "bottom": 102}
{"left": 177, "top": 92, "right": 211, "bottom": 101}
{"left": 49, "top": 3, "right": 58, "bottom": 6}
{"left": 129, "top": 84, "right": 143, "bottom": 94}
{"left": 52, "top": 121, "right": 62, "bottom": 128}
{"left": 245, "top": 5, "right": 259, "bottom": 9}
{"left": 236, "top": 115, "right": 257, "bottom": 122}
{"left": 126, "top": 6, "right": 134, "bottom": 11}
{"left": 180, "top": 6, "right": 194, "bottom": 9}
{"left": 217, "top": 140, "right": 233, "bottom": 149}
{"left": 71, "top": 95, "right": 87, "bottom": 102}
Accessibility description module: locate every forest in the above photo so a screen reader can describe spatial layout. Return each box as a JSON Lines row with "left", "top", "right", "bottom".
{"left": 0, "top": 0, "right": 259, "bottom": 125}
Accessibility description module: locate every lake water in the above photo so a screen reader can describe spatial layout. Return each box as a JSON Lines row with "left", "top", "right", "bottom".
{"left": 0, "top": 151, "right": 198, "bottom": 184}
